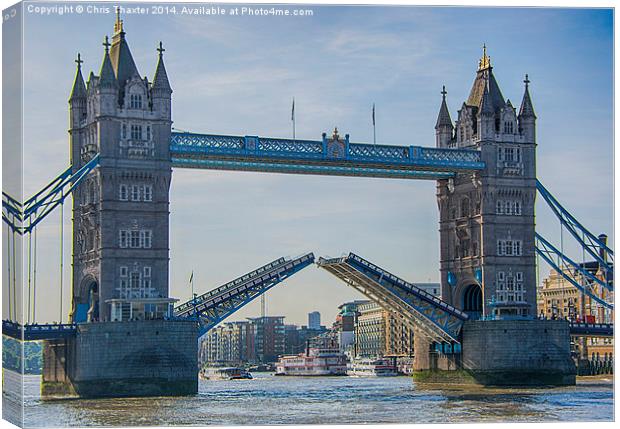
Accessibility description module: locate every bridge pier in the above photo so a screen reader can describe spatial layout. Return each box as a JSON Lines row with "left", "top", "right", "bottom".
{"left": 413, "top": 319, "right": 576, "bottom": 386}
{"left": 41, "top": 320, "right": 199, "bottom": 399}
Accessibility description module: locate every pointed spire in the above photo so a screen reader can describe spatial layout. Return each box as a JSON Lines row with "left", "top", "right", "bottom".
{"left": 152, "top": 41, "right": 172, "bottom": 92}
{"left": 435, "top": 85, "right": 453, "bottom": 129}
{"left": 109, "top": 9, "right": 140, "bottom": 93}
{"left": 69, "top": 53, "right": 87, "bottom": 101}
{"left": 114, "top": 6, "right": 124, "bottom": 36}
{"left": 466, "top": 44, "right": 505, "bottom": 111}
{"left": 478, "top": 43, "right": 491, "bottom": 71}
{"left": 99, "top": 36, "right": 117, "bottom": 88}
{"left": 519, "top": 74, "right": 536, "bottom": 118}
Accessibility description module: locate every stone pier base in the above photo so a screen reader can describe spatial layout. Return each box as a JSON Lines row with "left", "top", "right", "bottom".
{"left": 412, "top": 319, "right": 576, "bottom": 386}
{"left": 42, "top": 319, "right": 199, "bottom": 399}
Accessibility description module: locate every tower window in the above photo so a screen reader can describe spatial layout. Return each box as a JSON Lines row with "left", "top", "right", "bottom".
{"left": 130, "top": 231, "right": 141, "bottom": 248}
{"left": 503, "top": 121, "right": 514, "bottom": 134}
{"left": 497, "top": 239, "right": 523, "bottom": 256}
{"left": 119, "top": 184, "right": 128, "bottom": 201}
{"left": 461, "top": 198, "right": 470, "bottom": 217}
{"left": 143, "top": 185, "right": 153, "bottom": 202}
{"left": 130, "top": 94, "right": 143, "bottom": 109}
{"left": 119, "top": 230, "right": 128, "bottom": 248}
{"left": 130, "top": 272, "right": 141, "bottom": 290}
{"left": 131, "top": 125, "right": 143, "bottom": 140}
{"left": 120, "top": 266, "right": 128, "bottom": 277}
{"left": 146, "top": 125, "right": 151, "bottom": 141}
{"left": 496, "top": 199, "right": 522, "bottom": 215}
{"left": 140, "top": 230, "right": 152, "bottom": 249}
{"left": 131, "top": 185, "right": 140, "bottom": 201}
{"left": 121, "top": 123, "right": 127, "bottom": 139}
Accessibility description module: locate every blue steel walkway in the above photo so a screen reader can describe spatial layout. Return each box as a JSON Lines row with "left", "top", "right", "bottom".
{"left": 169, "top": 132, "right": 485, "bottom": 180}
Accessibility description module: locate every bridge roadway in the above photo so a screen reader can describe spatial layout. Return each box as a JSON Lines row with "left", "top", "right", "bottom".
{"left": 317, "top": 253, "right": 469, "bottom": 343}
{"left": 1, "top": 251, "right": 614, "bottom": 341}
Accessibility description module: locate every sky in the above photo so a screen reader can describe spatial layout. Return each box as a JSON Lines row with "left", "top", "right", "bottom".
{"left": 2, "top": 2, "right": 614, "bottom": 326}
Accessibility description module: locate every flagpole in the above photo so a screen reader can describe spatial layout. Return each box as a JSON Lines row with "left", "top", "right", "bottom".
{"left": 372, "top": 103, "right": 377, "bottom": 146}
{"left": 190, "top": 270, "right": 196, "bottom": 315}
{"left": 292, "top": 97, "right": 296, "bottom": 141}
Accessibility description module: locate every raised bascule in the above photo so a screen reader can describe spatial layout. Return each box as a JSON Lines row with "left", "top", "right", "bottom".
{"left": 2, "top": 14, "right": 613, "bottom": 397}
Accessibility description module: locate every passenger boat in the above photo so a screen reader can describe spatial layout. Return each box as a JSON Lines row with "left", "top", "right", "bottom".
{"left": 276, "top": 347, "right": 347, "bottom": 376}
{"left": 347, "top": 358, "right": 398, "bottom": 377}
{"left": 199, "top": 367, "right": 253, "bottom": 380}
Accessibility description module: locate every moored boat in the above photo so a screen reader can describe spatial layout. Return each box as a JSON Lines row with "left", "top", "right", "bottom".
{"left": 199, "top": 367, "right": 253, "bottom": 380}
{"left": 347, "top": 358, "right": 398, "bottom": 377}
{"left": 276, "top": 347, "right": 347, "bottom": 376}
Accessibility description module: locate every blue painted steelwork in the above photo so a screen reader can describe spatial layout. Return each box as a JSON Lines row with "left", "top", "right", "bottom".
{"left": 175, "top": 253, "right": 314, "bottom": 335}
{"left": 537, "top": 180, "right": 613, "bottom": 273}
{"left": 2, "top": 320, "right": 77, "bottom": 341}
{"left": 317, "top": 253, "right": 468, "bottom": 343}
{"left": 568, "top": 322, "right": 613, "bottom": 338}
{"left": 169, "top": 132, "right": 485, "bottom": 179}
{"left": 535, "top": 232, "right": 613, "bottom": 310}
{"left": 2, "top": 154, "right": 100, "bottom": 235}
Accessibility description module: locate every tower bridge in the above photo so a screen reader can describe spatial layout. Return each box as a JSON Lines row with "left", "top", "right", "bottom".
{"left": 2, "top": 13, "right": 613, "bottom": 396}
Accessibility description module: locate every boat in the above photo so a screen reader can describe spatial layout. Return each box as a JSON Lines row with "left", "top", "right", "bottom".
{"left": 347, "top": 358, "right": 398, "bottom": 377}
{"left": 276, "top": 346, "right": 347, "bottom": 376}
{"left": 199, "top": 366, "right": 253, "bottom": 380}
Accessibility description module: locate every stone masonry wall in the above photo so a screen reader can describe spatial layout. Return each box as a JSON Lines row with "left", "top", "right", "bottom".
{"left": 461, "top": 319, "right": 576, "bottom": 385}
{"left": 43, "top": 319, "right": 199, "bottom": 398}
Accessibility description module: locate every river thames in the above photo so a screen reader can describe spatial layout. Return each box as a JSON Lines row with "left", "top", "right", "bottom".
{"left": 2, "top": 371, "right": 613, "bottom": 426}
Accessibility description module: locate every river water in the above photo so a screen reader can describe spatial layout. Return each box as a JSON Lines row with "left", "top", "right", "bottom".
{"left": 2, "top": 371, "right": 614, "bottom": 427}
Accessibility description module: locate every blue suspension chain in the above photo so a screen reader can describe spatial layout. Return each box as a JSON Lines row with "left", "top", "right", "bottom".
{"left": 33, "top": 226, "right": 37, "bottom": 323}
{"left": 59, "top": 191, "right": 64, "bottom": 323}
{"left": 28, "top": 230, "right": 32, "bottom": 324}
{"left": 12, "top": 228, "right": 16, "bottom": 322}
{"left": 6, "top": 224, "right": 12, "bottom": 321}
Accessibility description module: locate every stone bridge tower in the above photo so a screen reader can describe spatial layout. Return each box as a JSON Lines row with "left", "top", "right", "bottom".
{"left": 68, "top": 12, "right": 174, "bottom": 323}
{"left": 436, "top": 46, "right": 537, "bottom": 320}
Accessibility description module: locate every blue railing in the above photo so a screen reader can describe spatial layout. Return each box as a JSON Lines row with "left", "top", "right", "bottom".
{"left": 169, "top": 132, "right": 485, "bottom": 178}
{"left": 2, "top": 320, "right": 77, "bottom": 341}
{"left": 568, "top": 322, "right": 613, "bottom": 338}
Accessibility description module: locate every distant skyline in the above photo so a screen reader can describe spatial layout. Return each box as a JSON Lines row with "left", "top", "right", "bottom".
{"left": 2, "top": 2, "right": 613, "bottom": 326}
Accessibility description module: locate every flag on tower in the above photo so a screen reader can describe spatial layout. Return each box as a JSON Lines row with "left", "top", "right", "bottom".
{"left": 372, "top": 103, "right": 377, "bottom": 145}
{"left": 291, "top": 97, "right": 296, "bottom": 140}
{"left": 291, "top": 98, "right": 295, "bottom": 122}
{"left": 189, "top": 271, "right": 194, "bottom": 284}
{"left": 372, "top": 103, "right": 375, "bottom": 127}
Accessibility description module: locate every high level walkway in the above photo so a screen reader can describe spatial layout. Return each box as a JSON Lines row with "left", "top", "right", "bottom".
{"left": 169, "top": 132, "right": 485, "bottom": 180}
{"left": 317, "top": 252, "right": 468, "bottom": 343}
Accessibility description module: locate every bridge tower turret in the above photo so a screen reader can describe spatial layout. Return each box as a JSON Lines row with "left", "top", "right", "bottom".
{"left": 518, "top": 74, "right": 537, "bottom": 144}
{"left": 437, "top": 46, "right": 538, "bottom": 320}
{"left": 68, "top": 54, "right": 87, "bottom": 166}
{"left": 435, "top": 86, "right": 454, "bottom": 148}
{"left": 69, "top": 11, "right": 174, "bottom": 323}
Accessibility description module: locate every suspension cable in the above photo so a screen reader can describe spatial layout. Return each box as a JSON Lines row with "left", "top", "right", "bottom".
{"left": 59, "top": 192, "right": 64, "bottom": 323}
{"left": 12, "top": 229, "right": 17, "bottom": 322}
{"left": 33, "top": 226, "right": 37, "bottom": 323}
{"left": 536, "top": 248, "right": 540, "bottom": 317}
{"left": 27, "top": 231, "right": 32, "bottom": 324}
{"left": 560, "top": 221, "right": 565, "bottom": 320}
{"left": 6, "top": 224, "right": 12, "bottom": 321}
